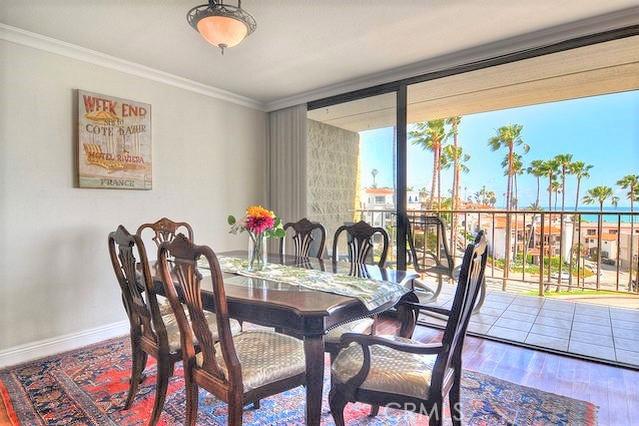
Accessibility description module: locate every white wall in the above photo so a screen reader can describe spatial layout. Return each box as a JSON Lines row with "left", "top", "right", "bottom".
{"left": 0, "top": 40, "right": 267, "bottom": 351}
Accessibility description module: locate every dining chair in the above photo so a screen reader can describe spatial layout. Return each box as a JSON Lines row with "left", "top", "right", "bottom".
{"left": 108, "top": 225, "right": 240, "bottom": 425}
{"left": 137, "top": 217, "right": 194, "bottom": 315}
{"left": 279, "top": 218, "right": 326, "bottom": 260}
{"left": 328, "top": 231, "right": 488, "bottom": 426}
{"left": 137, "top": 217, "right": 194, "bottom": 247}
{"left": 325, "top": 221, "right": 390, "bottom": 361}
{"left": 157, "top": 234, "right": 307, "bottom": 426}
{"left": 332, "top": 220, "right": 389, "bottom": 271}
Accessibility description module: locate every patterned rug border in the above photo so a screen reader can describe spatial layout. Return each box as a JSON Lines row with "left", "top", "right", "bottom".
{"left": 0, "top": 336, "right": 598, "bottom": 425}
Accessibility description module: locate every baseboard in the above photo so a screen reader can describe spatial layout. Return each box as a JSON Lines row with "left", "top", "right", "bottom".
{"left": 0, "top": 320, "right": 129, "bottom": 368}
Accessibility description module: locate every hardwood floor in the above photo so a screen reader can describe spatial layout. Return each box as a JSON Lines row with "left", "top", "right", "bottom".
{"left": 376, "top": 318, "right": 639, "bottom": 426}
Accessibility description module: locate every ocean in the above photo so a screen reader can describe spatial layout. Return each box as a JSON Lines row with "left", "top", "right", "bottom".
{"left": 577, "top": 206, "right": 635, "bottom": 223}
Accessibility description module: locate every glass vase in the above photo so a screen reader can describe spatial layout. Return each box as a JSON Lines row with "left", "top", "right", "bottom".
{"left": 248, "top": 233, "right": 267, "bottom": 271}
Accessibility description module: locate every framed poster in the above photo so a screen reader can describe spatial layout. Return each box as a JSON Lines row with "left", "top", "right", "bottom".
{"left": 78, "top": 90, "right": 152, "bottom": 189}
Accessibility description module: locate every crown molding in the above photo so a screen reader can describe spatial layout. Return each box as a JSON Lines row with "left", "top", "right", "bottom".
{"left": 0, "top": 23, "right": 266, "bottom": 111}
{"left": 264, "top": 7, "right": 639, "bottom": 111}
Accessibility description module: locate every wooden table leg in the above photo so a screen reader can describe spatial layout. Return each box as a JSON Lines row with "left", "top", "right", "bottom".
{"left": 397, "top": 291, "right": 419, "bottom": 338}
{"left": 304, "top": 334, "right": 325, "bottom": 426}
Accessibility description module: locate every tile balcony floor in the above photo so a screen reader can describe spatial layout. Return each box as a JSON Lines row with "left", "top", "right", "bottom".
{"left": 416, "top": 278, "right": 639, "bottom": 368}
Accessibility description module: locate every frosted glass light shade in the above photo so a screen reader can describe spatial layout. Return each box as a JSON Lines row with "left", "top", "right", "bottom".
{"left": 196, "top": 15, "right": 248, "bottom": 48}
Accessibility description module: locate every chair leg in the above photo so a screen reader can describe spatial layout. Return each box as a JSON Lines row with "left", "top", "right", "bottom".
{"left": 149, "top": 359, "right": 172, "bottom": 425}
{"left": 185, "top": 374, "right": 199, "bottom": 426}
{"left": 369, "top": 404, "right": 379, "bottom": 417}
{"left": 328, "top": 388, "right": 347, "bottom": 426}
{"left": 449, "top": 374, "right": 462, "bottom": 426}
{"left": 228, "top": 400, "right": 243, "bottom": 426}
{"left": 124, "top": 340, "right": 147, "bottom": 409}
{"left": 428, "top": 399, "right": 443, "bottom": 426}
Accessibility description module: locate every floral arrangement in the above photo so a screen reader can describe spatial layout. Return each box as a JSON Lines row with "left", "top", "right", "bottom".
{"left": 228, "top": 205, "right": 285, "bottom": 270}
{"left": 228, "top": 205, "right": 285, "bottom": 238}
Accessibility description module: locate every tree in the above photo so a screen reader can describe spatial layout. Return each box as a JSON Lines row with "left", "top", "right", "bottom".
{"left": 583, "top": 185, "right": 617, "bottom": 291}
{"left": 409, "top": 120, "right": 448, "bottom": 209}
{"left": 541, "top": 159, "right": 560, "bottom": 211}
{"left": 441, "top": 144, "right": 470, "bottom": 208}
{"left": 474, "top": 186, "right": 496, "bottom": 207}
{"left": 566, "top": 161, "right": 592, "bottom": 289}
{"left": 554, "top": 154, "right": 573, "bottom": 211}
{"left": 570, "top": 161, "right": 593, "bottom": 211}
{"left": 445, "top": 116, "right": 463, "bottom": 210}
{"left": 488, "top": 124, "right": 529, "bottom": 211}
{"left": 501, "top": 153, "right": 524, "bottom": 209}
{"left": 371, "top": 168, "right": 379, "bottom": 188}
{"left": 550, "top": 181, "right": 562, "bottom": 210}
{"left": 527, "top": 160, "right": 546, "bottom": 210}
{"left": 617, "top": 174, "right": 639, "bottom": 289}
{"left": 583, "top": 186, "right": 616, "bottom": 211}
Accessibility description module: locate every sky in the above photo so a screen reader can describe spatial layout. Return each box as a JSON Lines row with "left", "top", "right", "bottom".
{"left": 359, "top": 90, "right": 639, "bottom": 208}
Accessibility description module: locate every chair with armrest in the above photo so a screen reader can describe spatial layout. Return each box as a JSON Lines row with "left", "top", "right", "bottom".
{"left": 328, "top": 231, "right": 488, "bottom": 426}
{"left": 403, "top": 213, "right": 455, "bottom": 300}
{"left": 158, "top": 234, "right": 306, "bottom": 425}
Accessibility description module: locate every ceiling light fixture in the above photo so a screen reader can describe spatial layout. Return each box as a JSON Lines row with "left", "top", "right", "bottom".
{"left": 187, "top": 0, "right": 256, "bottom": 54}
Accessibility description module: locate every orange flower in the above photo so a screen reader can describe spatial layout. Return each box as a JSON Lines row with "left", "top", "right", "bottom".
{"left": 246, "top": 205, "right": 274, "bottom": 220}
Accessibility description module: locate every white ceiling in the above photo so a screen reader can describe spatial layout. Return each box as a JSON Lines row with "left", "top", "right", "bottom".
{"left": 1, "top": 0, "right": 638, "bottom": 109}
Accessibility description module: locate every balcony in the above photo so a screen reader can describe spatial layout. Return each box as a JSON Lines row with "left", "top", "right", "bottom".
{"left": 358, "top": 208, "right": 639, "bottom": 368}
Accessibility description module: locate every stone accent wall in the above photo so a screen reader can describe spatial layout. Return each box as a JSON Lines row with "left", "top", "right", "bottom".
{"left": 307, "top": 119, "right": 360, "bottom": 254}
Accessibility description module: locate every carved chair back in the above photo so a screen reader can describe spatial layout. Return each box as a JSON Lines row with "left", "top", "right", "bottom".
{"left": 157, "top": 234, "right": 242, "bottom": 393}
{"left": 430, "top": 231, "right": 487, "bottom": 394}
{"left": 280, "top": 218, "right": 326, "bottom": 259}
{"left": 137, "top": 217, "right": 194, "bottom": 249}
{"left": 332, "top": 220, "right": 389, "bottom": 270}
{"left": 404, "top": 213, "right": 454, "bottom": 277}
{"left": 108, "top": 225, "right": 168, "bottom": 348}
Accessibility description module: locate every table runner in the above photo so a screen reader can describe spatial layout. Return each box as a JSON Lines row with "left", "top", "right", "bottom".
{"left": 205, "top": 256, "right": 407, "bottom": 310}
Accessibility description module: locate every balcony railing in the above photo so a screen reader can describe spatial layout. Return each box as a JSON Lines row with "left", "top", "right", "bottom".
{"left": 356, "top": 208, "right": 639, "bottom": 296}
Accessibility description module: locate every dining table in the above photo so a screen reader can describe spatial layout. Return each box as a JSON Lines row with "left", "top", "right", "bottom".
{"left": 150, "top": 251, "right": 420, "bottom": 426}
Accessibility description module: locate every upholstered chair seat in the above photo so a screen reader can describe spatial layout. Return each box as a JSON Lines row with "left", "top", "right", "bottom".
{"left": 325, "top": 318, "right": 375, "bottom": 344}
{"left": 162, "top": 311, "right": 241, "bottom": 352}
{"left": 158, "top": 296, "right": 173, "bottom": 316}
{"left": 195, "top": 330, "right": 306, "bottom": 392}
{"left": 332, "top": 335, "right": 437, "bottom": 399}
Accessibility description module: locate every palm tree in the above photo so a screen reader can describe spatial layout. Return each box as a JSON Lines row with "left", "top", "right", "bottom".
{"left": 567, "top": 161, "right": 592, "bottom": 289}
{"left": 441, "top": 144, "right": 470, "bottom": 209}
{"left": 441, "top": 139, "right": 469, "bottom": 259}
{"left": 554, "top": 154, "right": 573, "bottom": 211}
{"left": 488, "top": 124, "right": 529, "bottom": 211}
{"left": 570, "top": 161, "right": 593, "bottom": 211}
{"left": 409, "top": 120, "right": 448, "bottom": 209}
{"left": 445, "top": 116, "right": 463, "bottom": 210}
{"left": 525, "top": 160, "right": 546, "bottom": 259}
{"left": 617, "top": 174, "right": 639, "bottom": 288}
{"left": 550, "top": 181, "right": 562, "bottom": 210}
{"left": 541, "top": 159, "right": 560, "bottom": 211}
{"left": 527, "top": 160, "right": 546, "bottom": 209}
{"left": 371, "top": 168, "right": 379, "bottom": 188}
{"left": 501, "top": 153, "right": 524, "bottom": 209}
{"left": 583, "top": 185, "right": 617, "bottom": 291}
{"left": 583, "top": 186, "right": 616, "bottom": 211}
